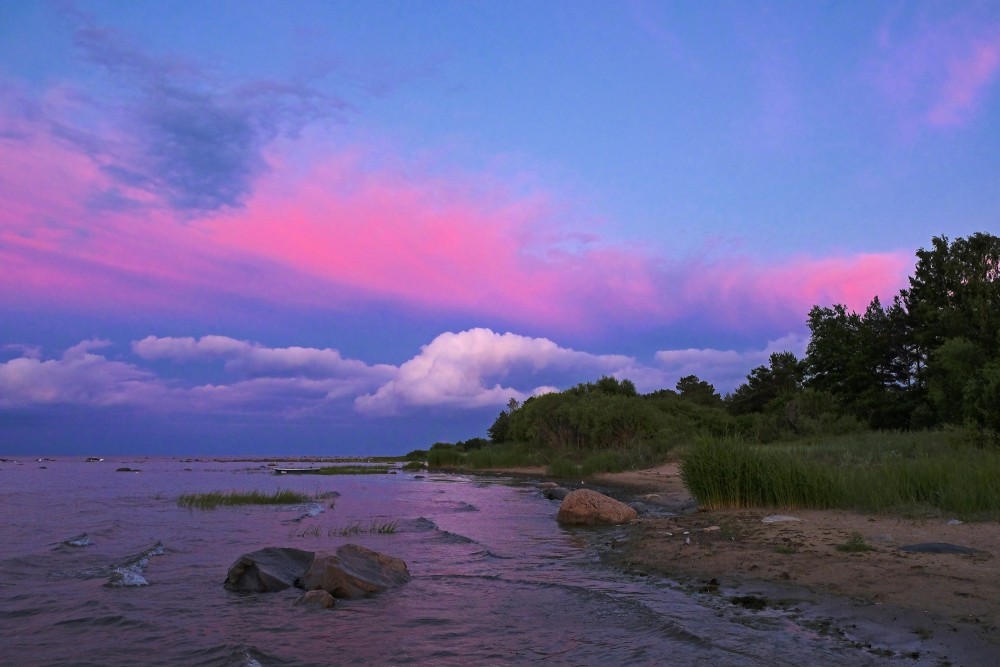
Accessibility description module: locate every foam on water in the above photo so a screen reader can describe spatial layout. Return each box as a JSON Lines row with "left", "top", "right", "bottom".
{"left": 104, "top": 541, "right": 165, "bottom": 588}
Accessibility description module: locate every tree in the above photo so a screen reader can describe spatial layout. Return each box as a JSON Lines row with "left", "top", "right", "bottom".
{"left": 727, "top": 351, "right": 804, "bottom": 415}
{"left": 487, "top": 397, "right": 521, "bottom": 443}
{"left": 805, "top": 297, "right": 917, "bottom": 428}
{"left": 926, "top": 337, "right": 981, "bottom": 425}
{"left": 675, "top": 375, "right": 722, "bottom": 407}
{"left": 903, "top": 233, "right": 1000, "bottom": 362}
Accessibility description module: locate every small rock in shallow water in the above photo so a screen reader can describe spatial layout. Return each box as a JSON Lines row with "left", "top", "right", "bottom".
{"left": 295, "top": 590, "right": 335, "bottom": 608}
{"left": 64, "top": 533, "right": 94, "bottom": 547}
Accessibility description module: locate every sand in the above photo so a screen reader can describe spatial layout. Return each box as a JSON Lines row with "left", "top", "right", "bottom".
{"left": 588, "top": 463, "right": 1000, "bottom": 665}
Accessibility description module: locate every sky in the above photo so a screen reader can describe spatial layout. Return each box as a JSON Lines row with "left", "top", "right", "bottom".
{"left": 2, "top": 1, "right": 998, "bottom": 456}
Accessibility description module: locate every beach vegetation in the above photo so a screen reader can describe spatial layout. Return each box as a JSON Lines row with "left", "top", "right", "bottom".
{"left": 680, "top": 431, "right": 1000, "bottom": 518}
{"left": 177, "top": 489, "right": 311, "bottom": 509}
{"left": 835, "top": 532, "right": 873, "bottom": 553}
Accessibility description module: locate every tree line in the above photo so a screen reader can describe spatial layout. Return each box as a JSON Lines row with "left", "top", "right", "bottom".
{"left": 475, "top": 233, "right": 999, "bottom": 464}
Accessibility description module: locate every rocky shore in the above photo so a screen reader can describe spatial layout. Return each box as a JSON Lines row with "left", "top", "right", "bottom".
{"left": 589, "top": 463, "right": 1000, "bottom": 666}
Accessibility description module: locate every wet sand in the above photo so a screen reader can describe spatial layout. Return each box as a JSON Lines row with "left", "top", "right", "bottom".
{"left": 591, "top": 464, "right": 1000, "bottom": 666}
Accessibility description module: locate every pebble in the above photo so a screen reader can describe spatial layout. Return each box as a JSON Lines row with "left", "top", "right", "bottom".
{"left": 703, "top": 526, "right": 721, "bottom": 532}
{"left": 946, "top": 518, "right": 964, "bottom": 526}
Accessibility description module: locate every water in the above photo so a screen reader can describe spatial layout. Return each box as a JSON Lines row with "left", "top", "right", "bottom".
{"left": 0, "top": 458, "right": 939, "bottom": 666}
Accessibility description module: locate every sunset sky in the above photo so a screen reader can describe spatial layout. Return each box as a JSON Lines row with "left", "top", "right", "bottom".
{"left": 2, "top": 1, "right": 998, "bottom": 455}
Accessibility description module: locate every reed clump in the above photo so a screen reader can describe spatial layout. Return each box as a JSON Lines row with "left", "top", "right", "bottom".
{"left": 681, "top": 431, "right": 1000, "bottom": 519}
{"left": 329, "top": 520, "right": 398, "bottom": 536}
{"left": 315, "top": 465, "right": 391, "bottom": 475}
{"left": 177, "top": 489, "right": 311, "bottom": 510}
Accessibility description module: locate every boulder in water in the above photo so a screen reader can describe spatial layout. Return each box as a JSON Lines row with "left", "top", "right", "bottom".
{"left": 299, "top": 544, "right": 410, "bottom": 599}
{"left": 223, "top": 547, "right": 315, "bottom": 593}
{"left": 556, "top": 488, "right": 638, "bottom": 526}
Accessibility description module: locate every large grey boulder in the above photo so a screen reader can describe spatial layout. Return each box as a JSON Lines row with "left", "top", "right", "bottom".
{"left": 299, "top": 544, "right": 410, "bottom": 599}
{"left": 223, "top": 547, "right": 315, "bottom": 593}
{"left": 556, "top": 488, "right": 638, "bottom": 526}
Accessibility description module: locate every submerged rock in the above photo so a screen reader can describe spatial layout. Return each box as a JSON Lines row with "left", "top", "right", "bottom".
{"left": 64, "top": 533, "right": 94, "bottom": 547}
{"left": 542, "top": 487, "right": 571, "bottom": 501}
{"left": 556, "top": 488, "right": 638, "bottom": 526}
{"left": 223, "top": 547, "right": 315, "bottom": 593}
{"left": 294, "top": 590, "right": 335, "bottom": 609}
{"left": 898, "top": 542, "right": 982, "bottom": 555}
{"left": 299, "top": 544, "right": 411, "bottom": 599}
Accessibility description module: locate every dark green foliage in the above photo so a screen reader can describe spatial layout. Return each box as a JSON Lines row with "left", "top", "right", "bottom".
{"left": 676, "top": 375, "right": 723, "bottom": 407}
{"left": 793, "top": 233, "right": 1000, "bottom": 431}
{"left": 727, "top": 352, "right": 805, "bottom": 415}
{"left": 903, "top": 232, "right": 1000, "bottom": 358}
{"left": 427, "top": 445, "right": 465, "bottom": 467}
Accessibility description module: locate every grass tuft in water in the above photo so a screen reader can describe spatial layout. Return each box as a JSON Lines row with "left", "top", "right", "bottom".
{"left": 315, "top": 465, "right": 391, "bottom": 475}
{"left": 328, "top": 520, "right": 398, "bottom": 536}
{"left": 177, "top": 489, "right": 310, "bottom": 510}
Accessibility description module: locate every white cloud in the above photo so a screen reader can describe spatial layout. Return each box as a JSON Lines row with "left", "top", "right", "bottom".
{"left": 0, "top": 330, "right": 809, "bottom": 417}
{"left": 355, "top": 328, "right": 638, "bottom": 414}
{"left": 133, "top": 335, "right": 395, "bottom": 380}
{"left": 655, "top": 333, "right": 809, "bottom": 393}
{"left": 0, "top": 340, "right": 163, "bottom": 408}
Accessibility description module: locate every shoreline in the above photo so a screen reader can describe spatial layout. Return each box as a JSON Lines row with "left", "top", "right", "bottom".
{"left": 468, "top": 463, "right": 1000, "bottom": 665}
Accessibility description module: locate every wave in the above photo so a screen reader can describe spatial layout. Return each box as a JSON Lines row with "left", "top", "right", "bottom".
{"left": 104, "top": 541, "right": 165, "bottom": 588}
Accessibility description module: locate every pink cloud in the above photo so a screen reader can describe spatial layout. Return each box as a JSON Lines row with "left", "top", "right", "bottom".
{"left": 1, "top": 103, "right": 911, "bottom": 337}
{"left": 928, "top": 42, "right": 1000, "bottom": 127}
{"left": 870, "top": 9, "right": 1000, "bottom": 130}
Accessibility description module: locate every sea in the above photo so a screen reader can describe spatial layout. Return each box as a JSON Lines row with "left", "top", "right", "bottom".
{"left": 0, "top": 457, "right": 963, "bottom": 666}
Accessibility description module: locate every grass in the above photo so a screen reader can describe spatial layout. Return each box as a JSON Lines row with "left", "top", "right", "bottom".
{"left": 177, "top": 489, "right": 311, "bottom": 510}
{"left": 680, "top": 431, "right": 1000, "bottom": 519}
{"left": 835, "top": 532, "right": 874, "bottom": 553}
{"left": 328, "top": 520, "right": 398, "bottom": 536}
{"left": 314, "top": 465, "right": 391, "bottom": 475}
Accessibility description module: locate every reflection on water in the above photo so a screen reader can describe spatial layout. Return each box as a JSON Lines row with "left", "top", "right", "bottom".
{"left": 0, "top": 459, "right": 937, "bottom": 666}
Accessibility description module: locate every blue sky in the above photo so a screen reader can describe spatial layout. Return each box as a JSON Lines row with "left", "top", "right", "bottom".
{"left": 2, "top": 1, "right": 998, "bottom": 455}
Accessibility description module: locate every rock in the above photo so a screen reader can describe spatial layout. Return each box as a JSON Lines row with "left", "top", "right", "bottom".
{"left": 299, "top": 544, "right": 410, "bottom": 599}
{"left": 64, "top": 532, "right": 94, "bottom": 547}
{"left": 294, "top": 590, "right": 335, "bottom": 609}
{"left": 556, "top": 488, "right": 638, "bottom": 526}
{"left": 946, "top": 518, "right": 964, "bottom": 526}
{"left": 898, "top": 542, "right": 981, "bottom": 555}
{"left": 115, "top": 467, "right": 139, "bottom": 472}
{"left": 537, "top": 482, "right": 559, "bottom": 489}
{"left": 542, "top": 487, "right": 571, "bottom": 501}
{"left": 761, "top": 515, "right": 802, "bottom": 524}
{"left": 223, "top": 547, "right": 315, "bottom": 593}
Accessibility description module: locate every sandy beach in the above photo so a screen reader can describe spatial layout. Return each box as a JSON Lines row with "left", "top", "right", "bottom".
{"left": 588, "top": 464, "right": 1000, "bottom": 665}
